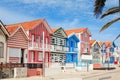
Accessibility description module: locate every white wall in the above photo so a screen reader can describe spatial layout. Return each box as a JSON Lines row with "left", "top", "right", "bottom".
{"left": 14, "top": 68, "right": 27, "bottom": 78}
{"left": 0, "top": 30, "right": 7, "bottom": 63}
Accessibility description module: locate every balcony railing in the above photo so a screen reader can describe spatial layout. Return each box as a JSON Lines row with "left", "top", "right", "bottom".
{"left": 69, "top": 47, "right": 78, "bottom": 52}
{"left": 50, "top": 45, "right": 69, "bottom": 52}
{"left": 28, "top": 42, "right": 50, "bottom": 51}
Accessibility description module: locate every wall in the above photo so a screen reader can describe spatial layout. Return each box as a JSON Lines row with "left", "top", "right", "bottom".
{"left": 27, "top": 68, "right": 42, "bottom": 77}
{"left": 0, "top": 30, "right": 7, "bottom": 63}
{"left": 14, "top": 68, "right": 27, "bottom": 78}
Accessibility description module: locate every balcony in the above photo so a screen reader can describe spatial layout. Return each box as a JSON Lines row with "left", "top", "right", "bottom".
{"left": 69, "top": 47, "right": 78, "bottom": 52}
{"left": 50, "top": 45, "right": 69, "bottom": 52}
{"left": 28, "top": 42, "right": 50, "bottom": 51}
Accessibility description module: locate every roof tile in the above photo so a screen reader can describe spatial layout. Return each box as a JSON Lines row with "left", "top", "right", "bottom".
{"left": 65, "top": 28, "right": 87, "bottom": 35}
{"left": 5, "top": 19, "right": 44, "bottom": 34}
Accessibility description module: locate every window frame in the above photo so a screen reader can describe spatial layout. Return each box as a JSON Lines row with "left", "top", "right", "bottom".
{"left": 0, "top": 42, "right": 4, "bottom": 58}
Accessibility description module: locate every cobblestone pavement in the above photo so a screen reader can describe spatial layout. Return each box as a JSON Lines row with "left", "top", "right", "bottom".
{"left": 1, "top": 66, "right": 120, "bottom": 80}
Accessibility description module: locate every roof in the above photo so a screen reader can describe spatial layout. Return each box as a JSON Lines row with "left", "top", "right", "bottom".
{"left": 105, "top": 42, "right": 112, "bottom": 47}
{"left": 90, "top": 40, "right": 96, "bottom": 46}
{"left": 65, "top": 28, "right": 87, "bottom": 36}
{"left": 99, "top": 42, "right": 104, "bottom": 46}
{"left": 52, "top": 27, "right": 67, "bottom": 38}
{"left": 52, "top": 28, "right": 58, "bottom": 33}
{"left": 5, "top": 19, "right": 52, "bottom": 35}
{"left": 0, "top": 21, "right": 9, "bottom": 36}
{"left": 68, "top": 33, "right": 79, "bottom": 42}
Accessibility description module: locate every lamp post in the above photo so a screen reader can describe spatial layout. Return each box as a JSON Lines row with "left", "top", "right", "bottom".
{"left": 42, "top": 31, "right": 45, "bottom": 76}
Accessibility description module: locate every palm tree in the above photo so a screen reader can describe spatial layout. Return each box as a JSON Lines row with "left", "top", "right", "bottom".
{"left": 94, "top": 0, "right": 120, "bottom": 32}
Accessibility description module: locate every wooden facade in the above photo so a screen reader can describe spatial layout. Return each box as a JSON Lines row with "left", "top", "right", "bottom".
{"left": 0, "top": 21, "right": 9, "bottom": 63}
{"left": 65, "top": 28, "right": 91, "bottom": 61}
{"left": 90, "top": 40, "right": 101, "bottom": 64}
{"left": 5, "top": 19, "right": 52, "bottom": 67}
{"left": 50, "top": 28, "right": 68, "bottom": 67}
{"left": 6, "top": 26, "right": 29, "bottom": 63}
{"left": 66, "top": 33, "right": 79, "bottom": 64}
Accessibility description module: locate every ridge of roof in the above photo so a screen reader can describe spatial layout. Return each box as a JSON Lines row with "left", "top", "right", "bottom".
{"left": 65, "top": 28, "right": 87, "bottom": 35}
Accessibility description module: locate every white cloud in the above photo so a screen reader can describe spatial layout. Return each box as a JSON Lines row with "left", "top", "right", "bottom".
{"left": 16, "top": 0, "right": 92, "bottom": 15}
{"left": 49, "top": 18, "right": 82, "bottom": 29}
{"left": 0, "top": 7, "right": 34, "bottom": 24}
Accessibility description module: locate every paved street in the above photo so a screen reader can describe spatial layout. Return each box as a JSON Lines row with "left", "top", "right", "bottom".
{"left": 1, "top": 66, "right": 120, "bottom": 80}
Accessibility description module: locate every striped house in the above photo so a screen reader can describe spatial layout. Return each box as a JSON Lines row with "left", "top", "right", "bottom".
{"left": 5, "top": 26, "right": 29, "bottom": 63}
{"left": 0, "top": 21, "right": 9, "bottom": 63}
{"left": 65, "top": 28, "right": 92, "bottom": 61}
{"left": 6, "top": 19, "right": 53, "bottom": 67}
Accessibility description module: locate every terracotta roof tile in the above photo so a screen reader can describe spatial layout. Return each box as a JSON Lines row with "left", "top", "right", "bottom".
{"left": 90, "top": 40, "right": 96, "bottom": 46}
{"left": 99, "top": 42, "right": 104, "bottom": 46}
{"left": 52, "top": 28, "right": 58, "bottom": 33}
{"left": 5, "top": 19, "right": 44, "bottom": 34}
{"left": 105, "top": 41, "right": 112, "bottom": 47}
{"left": 65, "top": 28, "right": 87, "bottom": 35}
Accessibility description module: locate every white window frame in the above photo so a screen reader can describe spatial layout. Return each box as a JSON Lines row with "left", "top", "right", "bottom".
{"left": 38, "top": 52, "right": 43, "bottom": 61}
{"left": 0, "top": 42, "right": 4, "bottom": 58}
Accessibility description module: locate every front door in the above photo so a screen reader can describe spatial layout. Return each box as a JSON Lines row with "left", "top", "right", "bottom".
{"left": 31, "top": 51, "right": 35, "bottom": 62}
{"left": 21, "top": 49, "right": 24, "bottom": 64}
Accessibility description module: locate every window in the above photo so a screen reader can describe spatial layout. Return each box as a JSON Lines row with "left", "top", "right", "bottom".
{"left": 32, "top": 35, "right": 34, "bottom": 47}
{"left": 57, "top": 38, "right": 60, "bottom": 45}
{"left": 36, "top": 36, "right": 40, "bottom": 43}
{"left": 0, "top": 42, "right": 4, "bottom": 58}
{"left": 51, "top": 38, "right": 56, "bottom": 44}
{"left": 38, "top": 52, "right": 43, "bottom": 61}
{"left": 60, "top": 39, "right": 63, "bottom": 45}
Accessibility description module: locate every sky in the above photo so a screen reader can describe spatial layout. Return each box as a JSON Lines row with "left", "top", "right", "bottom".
{"left": 0, "top": 0, "right": 120, "bottom": 45}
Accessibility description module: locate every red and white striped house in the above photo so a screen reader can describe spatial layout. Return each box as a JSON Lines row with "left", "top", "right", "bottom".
{"left": 6, "top": 19, "right": 53, "bottom": 67}
{"left": 6, "top": 26, "right": 29, "bottom": 63}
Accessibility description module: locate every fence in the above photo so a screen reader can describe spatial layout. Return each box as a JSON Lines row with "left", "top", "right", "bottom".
{"left": 0, "top": 62, "right": 43, "bottom": 79}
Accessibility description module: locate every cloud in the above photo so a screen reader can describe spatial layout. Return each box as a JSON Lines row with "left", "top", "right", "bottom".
{"left": 4, "top": 0, "right": 92, "bottom": 16}
{"left": 0, "top": 7, "right": 34, "bottom": 24}
{"left": 49, "top": 18, "right": 81, "bottom": 29}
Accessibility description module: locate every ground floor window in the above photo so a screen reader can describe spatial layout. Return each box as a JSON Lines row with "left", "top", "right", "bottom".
{"left": 0, "top": 42, "right": 4, "bottom": 58}
{"left": 50, "top": 53, "right": 65, "bottom": 63}
{"left": 38, "top": 52, "right": 43, "bottom": 61}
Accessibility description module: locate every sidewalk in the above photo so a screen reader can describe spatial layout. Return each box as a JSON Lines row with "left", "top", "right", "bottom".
{"left": 1, "top": 66, "right": 120, "bottom": 80}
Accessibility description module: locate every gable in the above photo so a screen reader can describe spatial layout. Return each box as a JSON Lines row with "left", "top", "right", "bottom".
{"left": 68, "top": 34, "right": 79, "bottom": 42}
{"left": 7, "top": 27, "right": 28, "bottom": 48}
{"left": 94, "top": 42, "right": 100, "bottom": 48}
{"left": 53, "top": 28, "right": 67, "bottom": 38}
{"left": 0, "top": 21, "right": 9, "bottom": 37}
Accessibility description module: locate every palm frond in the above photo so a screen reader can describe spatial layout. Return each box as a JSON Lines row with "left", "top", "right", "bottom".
{"left": 94, "top": 0, "right": 106, "bottom": 18}
{"left": 100, "top": 17, "right": 120, "bottom": 32}
{"left": 101, "top": 7, "right": 120, "bottom": 18}
{"left": 114, "top": 34, "right": 120, "bottom": 41}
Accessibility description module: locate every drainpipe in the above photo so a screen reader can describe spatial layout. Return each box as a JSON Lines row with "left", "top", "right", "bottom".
{"left": 42, "top": 31, "right": 45, "bottom": 76}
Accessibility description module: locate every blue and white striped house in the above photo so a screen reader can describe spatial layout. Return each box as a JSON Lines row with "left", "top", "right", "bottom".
{"left": 66, "top": 33, "right": 79, "bottom": 66}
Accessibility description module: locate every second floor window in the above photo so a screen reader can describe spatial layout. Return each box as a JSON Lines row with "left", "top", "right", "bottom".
{"left": 36, "top": 36, "right": 40, "bottom": 43}
{"left": 51, "top": 38, "right": 56, "bottom": 44}
{"left": 0, "top": 42, "right": 4, "bottom": 58}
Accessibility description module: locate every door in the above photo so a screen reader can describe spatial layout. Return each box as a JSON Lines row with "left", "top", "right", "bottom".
{"left": 21, "top": 49, "right": 24, "bottom": 64}
{"left": 31, "top": 51, "right": 35, "bottom": 62}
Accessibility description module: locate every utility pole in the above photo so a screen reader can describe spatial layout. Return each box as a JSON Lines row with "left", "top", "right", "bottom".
{"left": 42, "top": 31, "right": 45, "bottom": 77}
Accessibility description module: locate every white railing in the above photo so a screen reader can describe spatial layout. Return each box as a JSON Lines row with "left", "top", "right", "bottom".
{"left": 74, "top": 47, "right": 78, "bottom": 52}
{"left": 63, "top": 47, "right": 69, "bottom": 52}
{"left": 29, "top": 42, "right": 50, "bottom": 51}
{"left": 50, "top": 45, "right": 69, "bottom": 52}
{"left": 56, "top": 45, "right": 62, "bottom": 51}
